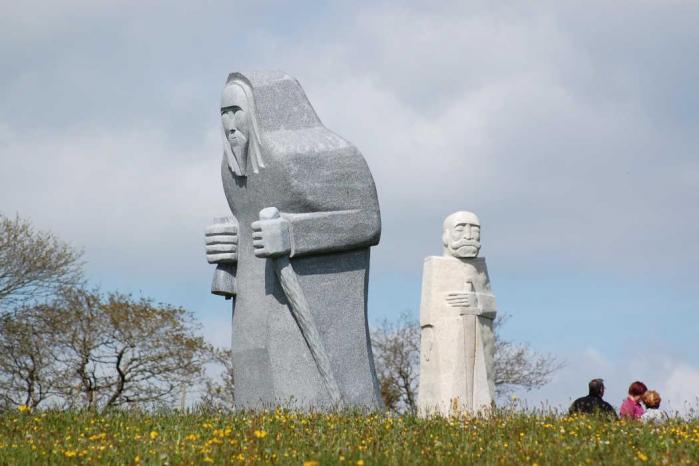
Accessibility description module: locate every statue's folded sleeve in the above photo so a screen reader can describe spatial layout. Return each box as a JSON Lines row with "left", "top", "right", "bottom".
{"left": 281, "top": 145, "right": 381, "bottom": 257}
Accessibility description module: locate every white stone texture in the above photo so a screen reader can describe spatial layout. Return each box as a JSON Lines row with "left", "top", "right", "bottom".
{"left": 418, "top": 212, "right": 497, "bottom": 416}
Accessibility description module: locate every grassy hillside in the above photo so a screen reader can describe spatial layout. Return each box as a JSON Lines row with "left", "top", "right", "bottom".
{"left": 1, "top": 407, "right": 697, "bottom": 465}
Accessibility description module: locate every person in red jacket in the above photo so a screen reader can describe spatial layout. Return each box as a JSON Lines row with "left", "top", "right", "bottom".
{"left": 619, "top": 381, "right": 648, "bottom": 419}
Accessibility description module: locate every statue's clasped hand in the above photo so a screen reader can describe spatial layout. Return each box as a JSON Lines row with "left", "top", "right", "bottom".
{"left": 205, "top": 220, "right": 238, "bottom": 264}
{"left": 445, "top": 291, "right": 478, "bottom": 308}
{"left": 251, "top": 207, "right": 291, "bottom": 258}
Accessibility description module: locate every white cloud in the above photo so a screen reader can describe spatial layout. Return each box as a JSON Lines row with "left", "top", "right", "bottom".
{"left": 2, "top": 0, "right": 699, "bottom": 392}
{"left": 3, "top": 0, "right": 698, "bottom": 277}
{"left": 260, "top": 1, "right": 699, "bottom": 277}
{"left": 659, "top": 364, "right": 699, "bottom": 415}
{"left": 0, "top": 123, "right": 228, "bottom": 282}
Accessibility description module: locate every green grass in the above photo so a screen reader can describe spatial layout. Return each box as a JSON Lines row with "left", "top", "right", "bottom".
{"left": 1, "top": 407, "right": 698, "bottom": 465}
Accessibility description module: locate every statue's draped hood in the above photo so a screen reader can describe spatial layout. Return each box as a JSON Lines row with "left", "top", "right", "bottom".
{"left": 217, "top": 71, "right": 383, "bottom": 409}
{"left": 223, "top": 71, "right": 353, "bottom": 176}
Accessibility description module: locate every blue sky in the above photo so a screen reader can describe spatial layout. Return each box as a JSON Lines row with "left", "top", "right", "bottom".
{"left": 2, "top": 0, "right": 698, "bottom": 412}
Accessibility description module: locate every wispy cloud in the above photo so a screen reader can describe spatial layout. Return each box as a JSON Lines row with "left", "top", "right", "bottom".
{"left": 2, "top": 0, "right": 698, "bottom": 406}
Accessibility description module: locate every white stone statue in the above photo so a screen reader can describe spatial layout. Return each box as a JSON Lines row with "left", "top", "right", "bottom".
{"left": 417, "top": 211, "right": 497, "bottom": 416}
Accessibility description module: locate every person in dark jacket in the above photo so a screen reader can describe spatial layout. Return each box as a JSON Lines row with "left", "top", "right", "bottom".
{"left": 569, "top": 378, "right": 618, "bottom": 418}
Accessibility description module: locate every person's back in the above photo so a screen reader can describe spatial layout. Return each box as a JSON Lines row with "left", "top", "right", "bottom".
{"left": 569, "top": 378, "right": 618, "bottom": 418}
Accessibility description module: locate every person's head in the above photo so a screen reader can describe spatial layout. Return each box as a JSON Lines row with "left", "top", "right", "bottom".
{"left": 628, "top": 381, "right": 648, "bottom": 401}
{"left": 588, "top": 378, "right": 605, "bottom": 397}
{"left": 442, "top": 211, "right": 481, "bottom": 258}
{"left": 220, "top": 78, "right": 263, "bottom": 176}
{"left": 642, "top": 390, "right": 661, "bottom": 409}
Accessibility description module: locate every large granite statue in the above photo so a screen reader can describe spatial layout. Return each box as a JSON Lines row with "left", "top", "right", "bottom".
{"left": 205, "top": 71, "right": 383, "bottom": 409}
{"left": 417, "top": 211, "right": 497, "bottom": 416}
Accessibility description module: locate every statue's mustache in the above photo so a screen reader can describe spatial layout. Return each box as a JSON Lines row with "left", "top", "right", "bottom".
{"left": 228, "top": 131, "right": 248, "bottom": 145}
{"left": 451, "top": 239, "right": 480, "bottom": 249}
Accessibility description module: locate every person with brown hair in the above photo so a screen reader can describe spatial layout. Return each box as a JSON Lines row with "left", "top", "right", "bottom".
{"left": 619, "top": 381, "right": 648, "bottom": 419}
{"left": 641, "top": 390, "right": 663, "bottom": 422}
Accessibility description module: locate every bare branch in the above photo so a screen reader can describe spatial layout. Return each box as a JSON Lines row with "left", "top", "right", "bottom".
{"left": 370, "top": 312, "right": 565, "bottom": 412}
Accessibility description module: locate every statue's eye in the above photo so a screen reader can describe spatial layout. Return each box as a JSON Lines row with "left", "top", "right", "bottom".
{"left": 221, "top": 105, "right": 242, "bottom": 115}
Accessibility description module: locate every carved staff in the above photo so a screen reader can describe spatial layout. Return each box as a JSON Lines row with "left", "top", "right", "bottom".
{"left": 464, "top": 282, "right": 478, "bottom": 411}
{"left": 259, "top": 208, "right": 344, "bottom": 406}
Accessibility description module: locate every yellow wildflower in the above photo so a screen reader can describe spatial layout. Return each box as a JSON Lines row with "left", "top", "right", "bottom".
{"left": 637, "top": 452, "right": 648, "bottom": 462}
{"left": 150, "top": 431, "right": 159, "bottom": 440}
{"left": 17, "top": 405, "right": 30, "bottom": 413}
{"left": 303, "top": 461, "right": 320, "bottom": 466}
{"left": 253, "top": 430, "right": 267, "bottom": 438}
{"left": 357, "top": 460, "right": 365, "bottom": 466}
{"left": 64, "top": 450, "right": 77, "bottom": 458}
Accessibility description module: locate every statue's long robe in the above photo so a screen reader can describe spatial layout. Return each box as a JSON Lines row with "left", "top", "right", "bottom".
{"left": 418, "top": 256, "right": 497, "bottom": 415}
{"left": 220, "top": 71, "right": 382, "bottom": 409}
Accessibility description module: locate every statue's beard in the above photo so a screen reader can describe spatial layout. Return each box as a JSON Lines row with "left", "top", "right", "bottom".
{"left": 449, "top": 239, "right": 480, "bottom": 258}
{"left": 228, "top": 132, "right": 248, "bottom": 169}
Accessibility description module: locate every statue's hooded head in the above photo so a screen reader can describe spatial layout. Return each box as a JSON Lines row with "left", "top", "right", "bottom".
{"left": 442, "top": 211, "right": 481, "bottom": 258}
{"left": 220, "top": 77, "right": 264, "bottom": 177}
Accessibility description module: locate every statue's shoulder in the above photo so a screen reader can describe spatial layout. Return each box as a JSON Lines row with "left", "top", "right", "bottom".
{"left": 424, "top": 256, "right": 488, "bottom": 274}
{"left": 425, "top": 255, "right": 485, "bottom": 264}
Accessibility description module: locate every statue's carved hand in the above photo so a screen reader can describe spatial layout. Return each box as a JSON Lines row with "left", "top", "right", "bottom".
{"left": 251, "top": 213, "right": 291, "bottom": 258}
{"left": 205, "top": 220, "right": 238, "bottom": 264}
{"left": 445, "top": 291, "right": 479, "bottom": 308}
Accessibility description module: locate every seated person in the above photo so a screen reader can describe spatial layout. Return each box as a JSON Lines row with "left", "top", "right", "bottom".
{"left": 620, "top": 381, "right": 648, "bottom": 420}
{"left": 569, "top": 378, "right": 617, "bottom": 418}
{"left": 641, "top": 390, "right": 663, "bottom": 422}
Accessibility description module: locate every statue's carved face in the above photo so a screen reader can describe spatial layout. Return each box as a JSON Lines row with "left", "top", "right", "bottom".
{"left": 443, "top": 212, "right": 481, "bottom": 258}
{"left": 221, "top": 84, "right": 251, "bottom": 164}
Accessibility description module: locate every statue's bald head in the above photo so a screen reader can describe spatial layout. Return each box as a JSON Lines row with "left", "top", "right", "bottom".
{"left": 442, "top": 211, "right": 481, "bottom": 258}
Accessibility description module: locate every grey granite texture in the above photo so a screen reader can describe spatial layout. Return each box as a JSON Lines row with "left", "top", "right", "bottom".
{"left": 208, "top": 216, "right": 238, "bottom": 298}
{"left": 206, "top": 71, "right": 383, "bottom": 410}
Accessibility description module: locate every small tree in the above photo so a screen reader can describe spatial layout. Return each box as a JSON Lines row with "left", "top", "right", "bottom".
{"left": 371, "top": 312, "right": 563, "bottom": 412}
{"left": 49, "top": 287, "right": 110, "bottom": 409}
{"left": 0, "top": 306, "right": 64, "bottom": 409}
{"left": 199, "top": 347, "right": 235, "bottom": 410}
{"left": 53, "top": 288, "right": 209, "bottom": 409}
{"left": 0, "top": 214, "right": 82, "bottom": 311}
{"left": 0, "top": 287, "right": 210, "bottom": 410}
{"left": 492, "top": 314, "right": 564, "bottom": 397}
{"left": 371, "top": 313, "right": 420, "bottom": 413}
